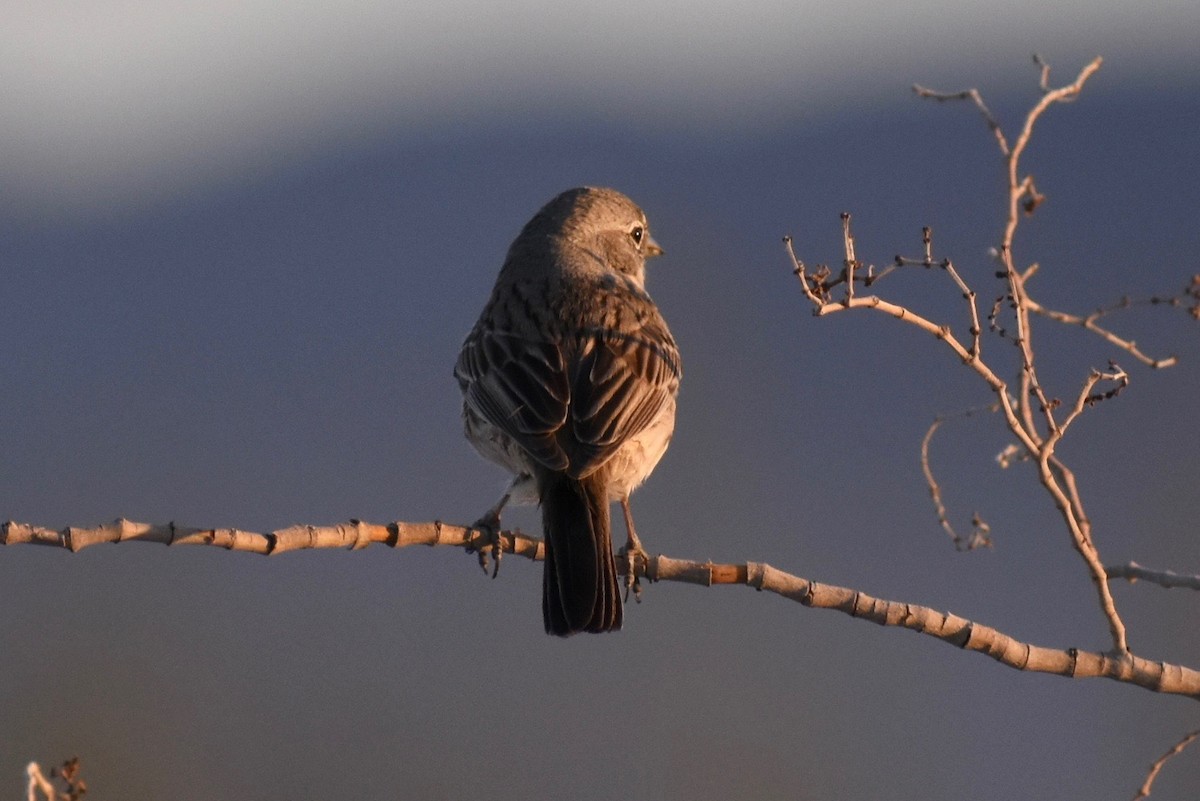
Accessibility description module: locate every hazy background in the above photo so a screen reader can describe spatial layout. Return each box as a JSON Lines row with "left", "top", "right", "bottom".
{"left": 3, "top": 2, "right": 1200, "bottom": 798}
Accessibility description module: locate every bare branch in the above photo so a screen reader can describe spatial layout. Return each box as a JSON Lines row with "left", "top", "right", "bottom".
{"left": 1009, "top": 56, "right": 1103, "bottom": 170}
{"left": 25, "top": 758, "right": 85, "bottom": 801}
{"left": 26, "top": 763, "right": 56, "bottom": 801}
{"left": 1133, "top": 729, "right": 1200, "bottom": 800}
{"left": 665, "top": 557, "right": 1200, "bottom": 698}
{"left": 999, "top": 57, "right": 1104, "bottom": 440}
{"left": 5, "top": 518, "right": 1199, "bottom": 699}
{"left": 1027, "top": 297, "right": 1179, "bottom": 369}
{"left": 1033, "top": 53, "right": 1053, "bottom": 93}
{"left": 912, "top": 83, "right": 1009, "bottom": 155}
{"left": 921, "top": 416, "right": 959, "bottom": 546}
{"left": 1032, "top": 363, "right": 1128, "bottom": 656}
{"left": 1, "top": 518, "right": 544, "bottom": 560}
{"left": 920, "top": 406, "right": 999, "bottom": 550}
{"left": 841, "top": 212, "right": 858, "bottom": 304}
{"left": 783, "top": 236, "right": 826, "bottom": 307}
{"left": 790, "top": 213, "right": 1131, "bottom": 651}
{"left": 1035, "top": 451, "right": 1128, "bottom": 652}
{"left": 895, "top": 228, "right": 983, "bottom": 361}
{"left": 1107, "top": 562, "right": 1200, "bottom": 591}
{"left": 942, "top": 259, "right": 983, "bottom": 361}
{"left": 788, "top": 208, "right": 1132, "bottom": 652}
{"left": 786, "top": 220, "right": 1040, "bottom": 459}
{"left": 915, "top": 56, "right": 1134, "bottom": 653}
{"left": 1057, "top": 364, "right": 1129, "bottom": 437}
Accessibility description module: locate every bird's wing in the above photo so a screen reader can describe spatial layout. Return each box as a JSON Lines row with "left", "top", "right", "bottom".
{"left": 565, "top": 321, "right": 681, "bottom": 479}
{"left": 455, "top": 327, "right": 572, "bottom": 471}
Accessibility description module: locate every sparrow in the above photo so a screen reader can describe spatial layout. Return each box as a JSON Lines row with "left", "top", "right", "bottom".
{"left": 455, "top": 186, "right": 681, "bottom": 635}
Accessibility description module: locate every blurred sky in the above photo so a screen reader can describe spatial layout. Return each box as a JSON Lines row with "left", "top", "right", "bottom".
{"left": 3, "top": 2, "right": 1200, "bottom": 799}
{"left": 4, "top": 0, "right": 1199, "bottom": 217}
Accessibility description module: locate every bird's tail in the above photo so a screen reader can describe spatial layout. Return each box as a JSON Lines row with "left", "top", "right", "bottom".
{"left": 539, "top": 471, "right": 622, "bottom": 636}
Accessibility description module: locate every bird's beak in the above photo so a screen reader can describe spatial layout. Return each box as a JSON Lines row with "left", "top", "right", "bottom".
{"left": 644, "top": 234, "right": 664, "bottom": 258}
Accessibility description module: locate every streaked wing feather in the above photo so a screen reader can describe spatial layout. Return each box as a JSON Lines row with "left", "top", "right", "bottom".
{"left": 567, "top": 329, "right": 680, "bottom": 477}
{"left": 457, "top": 330, "right": 571, "bottom": 470}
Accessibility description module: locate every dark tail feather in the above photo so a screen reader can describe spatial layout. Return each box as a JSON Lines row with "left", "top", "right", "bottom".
{"left": 540, "top": 472, "right": 622, "bottom": 636}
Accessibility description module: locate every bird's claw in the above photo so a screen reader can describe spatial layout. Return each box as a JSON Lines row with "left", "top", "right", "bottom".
{"left": 618, "top": 498, "right": 650, "bottom": 603}
{"left": 618, "top": 542, "right": 648, "bottom": 603}
{"left": 467, "top": 512, "right": 504, "bottom": 578}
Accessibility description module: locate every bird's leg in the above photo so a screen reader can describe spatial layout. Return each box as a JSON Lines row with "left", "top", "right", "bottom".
{"left": 469, "top": 483, "right": 515, "bottom": 578}
{"left": 618, "top": 496, "right": 649, "bottom": 602}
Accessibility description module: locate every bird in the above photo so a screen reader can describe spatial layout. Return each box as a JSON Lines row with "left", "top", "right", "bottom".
{"left": 454, "top": 186, "right": 681, "bottom": 636}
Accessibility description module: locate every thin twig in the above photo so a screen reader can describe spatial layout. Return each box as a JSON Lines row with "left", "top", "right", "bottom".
{"left": 1026, "top": 296, "right": 1180, "bottom": 369}
{"left": 921, "top": 416, "right": 958, "bottom": 545}
{"left": 894, "top": 228, "right": 983, "bottom": 361}
{"left": 1057, "top": 364, "right": 1129, "bottom": 437}
{"left": 26, "top": 763, "right": 56, "bottom": 801}
{"left": 1033, "top": 54, "right": 1053, "bottom": 92}
{"left": 787, "top": 219, "right": 1037, "bottom": 457}
{"left": 943, "top": 259, "right": 983, "bottom": 361}
{"left": 25, "top": 758, "right": 85, "bottom": 801}
{"left": 1133, "top": 729, "right": 1200, "bottom": 800}
{"left": 841, "top": 212, "right": 857, "bottom": 304}
{"left": 920, "top": 405, "right": 999, "bottom": 550}
{"left": 783, "top": 236, "right": 825, "bottom": 307}
{"left": 912, "top": 84, "right": 1009, "bottom": 155}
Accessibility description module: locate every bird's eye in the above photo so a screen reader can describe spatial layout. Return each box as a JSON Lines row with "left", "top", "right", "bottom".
{"left": 630, "top": 226, "right": 644, "bottom": 245}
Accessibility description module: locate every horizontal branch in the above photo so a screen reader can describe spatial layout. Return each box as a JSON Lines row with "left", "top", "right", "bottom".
{"left": 1025, "top": 296, "right": 1178, "bottom": 369}
{"left": 1107, "top": 561, "right": 1200, "bottom": 591}
{"left": 6, "top": 519, "right": 1199, "bottom": 699}
{"left": 1, "top": 517, "right": 541, "bottom": 557}
{"left": 668, "top": 558, "right": 1199, "bottom": 700}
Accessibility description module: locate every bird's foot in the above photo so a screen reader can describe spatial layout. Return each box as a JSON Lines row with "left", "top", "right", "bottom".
{"left": 618, "top": 497, "right": 650, "bottom": 602}
{"left": 467, "top": 509, "right": 504, "bottom": 578}
{"left": 618, "top": 539, "right": 649, "bottom": 603}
